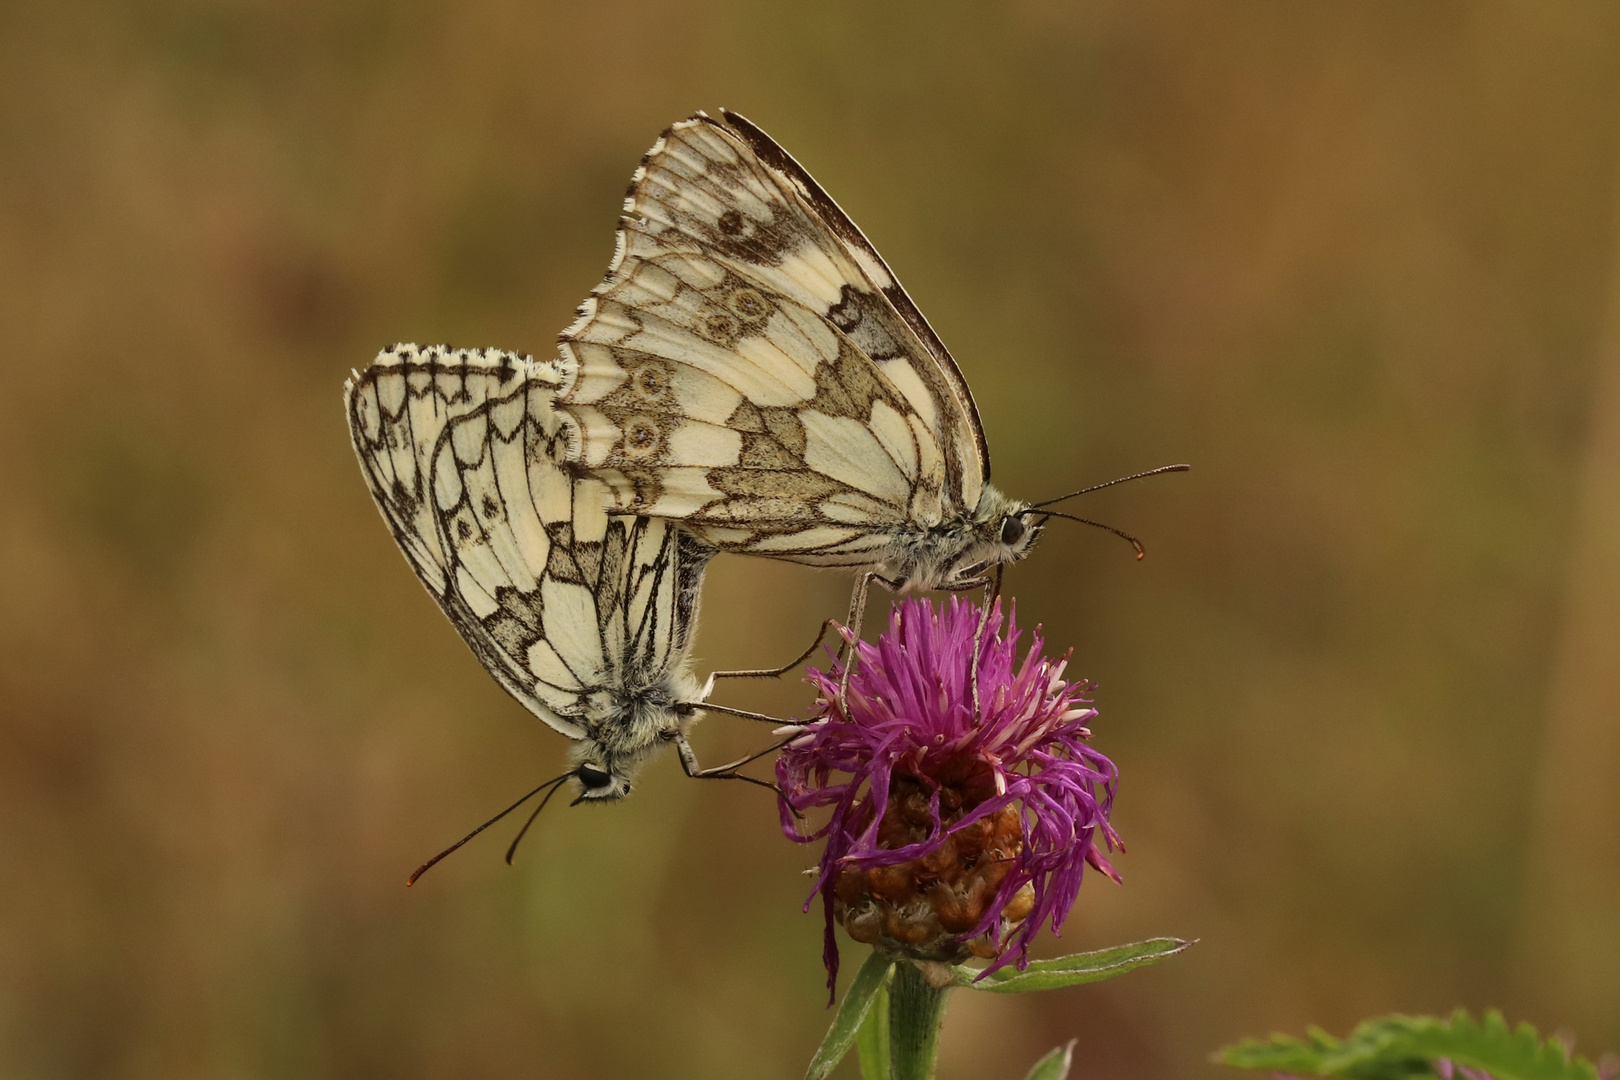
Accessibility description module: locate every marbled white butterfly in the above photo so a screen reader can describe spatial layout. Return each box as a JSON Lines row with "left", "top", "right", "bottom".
{"left": 345, "top": 345, "right": 784, "bottom": 876}
{"left": 546, "top": 111, "right": 1180, "bottom": 631}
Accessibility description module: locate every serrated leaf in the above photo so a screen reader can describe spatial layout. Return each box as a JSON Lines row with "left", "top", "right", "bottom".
{"left": 1023, "top": 1041, "right": 1077, "bottom": 1080}
{"left": 1218, "top": 1034, "right": 1341, "bottom": 1077}
{"left": 806, "top": 951, "right": 895, "bottom": 1080}
{"left": 951, "top": 937, "right": 1192, "bottom": 994}
{"left": 1325, "top": 1010, "right": 1598, "bottom": 1080}
{"left": 1214, "top": 1009, "right": 1602, "bottom": 1080}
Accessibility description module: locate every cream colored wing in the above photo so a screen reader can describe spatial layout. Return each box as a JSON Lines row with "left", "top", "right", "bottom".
{"left": 553, "top": 111, "right": 990, "bottom": 566}
{"left": 346, "top": 345, "right": 589, "bottom": 736}
{"left": 348, "top": 344, "right": 712, "bottom": 735}
{"left": 596, "top": 510, "right": 710, "bottom": 696}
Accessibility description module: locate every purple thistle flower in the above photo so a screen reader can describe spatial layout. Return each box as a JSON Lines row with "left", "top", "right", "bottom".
{"left": 776, "top": 595, "right": 1122, "bottom": 994}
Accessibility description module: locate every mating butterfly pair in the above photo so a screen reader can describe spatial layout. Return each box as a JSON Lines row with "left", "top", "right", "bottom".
{"left": 345, "top": 111, "right": 1167, "bottom": 871}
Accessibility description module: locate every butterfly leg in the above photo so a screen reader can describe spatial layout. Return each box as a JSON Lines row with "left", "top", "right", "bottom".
{"left": 835, "top": 571, "right": 891, "bottom": 712}
{"left": 968, "top": 565, "right": 1005, "bottom": 716}
{"left": 707, "top": 618, "right": 840, "bottom": 681}
{"left": 696, "top": 700, "right": 795, "bottom": 725}
{"left": 674, "top": 732, "right": 788, "bottom": 796}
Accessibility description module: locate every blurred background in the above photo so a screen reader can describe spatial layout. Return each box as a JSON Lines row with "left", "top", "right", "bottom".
{"left": 3, "top": 2, "right": 1619, "bottom": 1077}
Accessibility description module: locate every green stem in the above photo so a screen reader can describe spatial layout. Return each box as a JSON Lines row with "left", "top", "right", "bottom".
{"left": 888, "top": 962, "right": 951, "bottom": 1080}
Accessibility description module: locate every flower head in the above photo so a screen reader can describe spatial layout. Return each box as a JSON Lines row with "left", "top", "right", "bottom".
{"left": 777, "top": 596, "right": 1121, "bottom": 993}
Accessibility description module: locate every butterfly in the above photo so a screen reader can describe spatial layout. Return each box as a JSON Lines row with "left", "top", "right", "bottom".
{"left": 345, "top": 345, "right": 777, "bottom": 852}
{"left": 545, "top": 110, "right": 1062, "bottom": 629}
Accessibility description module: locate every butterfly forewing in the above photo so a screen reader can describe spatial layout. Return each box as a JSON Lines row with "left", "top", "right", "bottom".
{"left": 553, "top": 111, "right": 992, "bottom": 567}
{"left": 717, "top": 111, "right": 988, "bottom": 476}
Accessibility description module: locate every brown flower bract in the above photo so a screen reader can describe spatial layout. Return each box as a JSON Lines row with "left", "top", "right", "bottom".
{"left": 833, "top": 763, "right": 1036, "bottom": 962}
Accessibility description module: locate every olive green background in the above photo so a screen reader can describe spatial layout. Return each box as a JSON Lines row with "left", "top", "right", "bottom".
{"left": 4, "top": 3, "right": 1619, "bottom": 1078}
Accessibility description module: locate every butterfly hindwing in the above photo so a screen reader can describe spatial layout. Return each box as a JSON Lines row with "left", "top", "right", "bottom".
{"left": 346, "top": 345, "right": 711, "bottom": 749}
{"left": 554, "top": 111, "right": 991, "bottom": 567}
{"left": 347, "top": 346, "right": 588, "bottom": 737}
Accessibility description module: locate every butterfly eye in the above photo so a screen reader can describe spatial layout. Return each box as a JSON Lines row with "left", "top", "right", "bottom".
{"left": 1000, "top": 515, "right": 1027, "bottom": 547}
{"left": 576, "top": 763, "right": 613, "bottom": 789}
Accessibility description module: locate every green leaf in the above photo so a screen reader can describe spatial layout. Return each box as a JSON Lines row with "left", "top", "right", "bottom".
{"left": 854, "top": 981, "right": 891, "bottom": 1080}
{"left": 1214, "top": 1009, "right": 1602, "bottom": 1080}
{"left": 951, "top": 937, "right": 1193, "bottom": 994}
{"left": 1023, "top": 1041, "right": 1077, "bottom": 1080}
{"left": 805, "top": 951, "right": 895, "bottom": 1080}
{"left": 1219, "top": 1026, "right": 1343, "bottom": 1078}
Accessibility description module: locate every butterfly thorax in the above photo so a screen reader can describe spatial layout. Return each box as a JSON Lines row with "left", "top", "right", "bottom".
{"left": 882, "top": 484, "right": 1041, "bottom": 591}
{"left": 570, "top": 670, "right": 704, "bottom": 802}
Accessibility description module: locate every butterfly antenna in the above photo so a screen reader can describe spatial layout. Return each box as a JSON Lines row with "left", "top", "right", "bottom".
{"left": 504, "top": 774, "right": 572, "bottom": 866}
{"left": 1036, "top": 510, "right": 1148, "bottom": 560}
{"left": 406, "top": 771, "right": 571, "bottom": 886}
{"left": 1028, "top": 463, "right": 1190, "bottom": 509}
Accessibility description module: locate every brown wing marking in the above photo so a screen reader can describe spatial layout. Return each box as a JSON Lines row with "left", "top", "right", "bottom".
{"left": 715, "top": 109, "right": 991, "bottom": 488}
